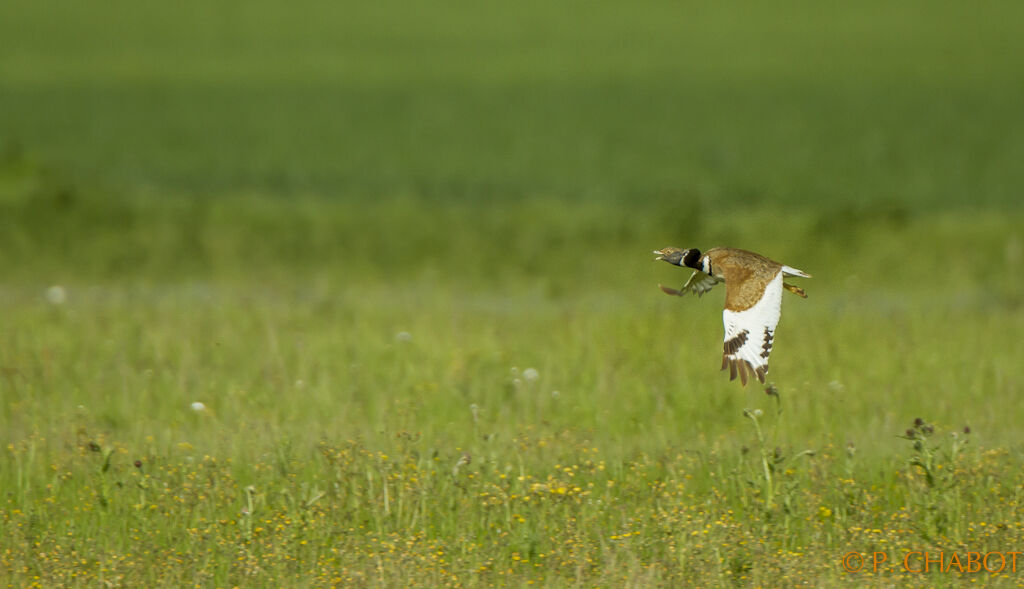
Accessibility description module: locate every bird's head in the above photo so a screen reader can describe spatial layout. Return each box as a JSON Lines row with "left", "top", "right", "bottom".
{"left": 654, "top": 247, "right": 701, "bottom": 269}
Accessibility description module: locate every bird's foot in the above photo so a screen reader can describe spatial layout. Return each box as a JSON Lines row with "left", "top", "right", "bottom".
{"left": 783, "top": 282, "right": 807, "bottom": 298}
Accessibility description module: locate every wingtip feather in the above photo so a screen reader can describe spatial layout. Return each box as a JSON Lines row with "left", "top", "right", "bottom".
{"left": 658, "top": 284, "right": 684, "bottom": 296}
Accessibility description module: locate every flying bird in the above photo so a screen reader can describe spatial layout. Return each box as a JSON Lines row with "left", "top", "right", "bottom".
{"left": 654, "top": 247, "right": 811, "bottom": 385}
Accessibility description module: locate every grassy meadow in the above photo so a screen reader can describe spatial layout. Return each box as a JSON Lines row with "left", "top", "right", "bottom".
{"left": 2, "top": 1, "right": 1024, "bottom": 586}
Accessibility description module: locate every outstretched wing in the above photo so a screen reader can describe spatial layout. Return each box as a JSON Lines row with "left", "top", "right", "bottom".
{"left": 721, "top": 271, "right": 784, "bottom": 385}
{"left": 659, "top": 270, "right": 722, "bottom": 297}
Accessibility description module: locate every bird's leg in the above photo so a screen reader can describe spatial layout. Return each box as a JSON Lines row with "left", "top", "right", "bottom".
{"left": 783, "top": 282, "right": 807, "bottom": 298}
{"left": 659, "top": 284, "right": 685, "bottom": 296}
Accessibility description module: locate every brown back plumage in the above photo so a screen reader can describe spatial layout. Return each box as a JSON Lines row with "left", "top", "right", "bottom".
{"left": 703, "top": 248, "right": 783, "bottom": 312}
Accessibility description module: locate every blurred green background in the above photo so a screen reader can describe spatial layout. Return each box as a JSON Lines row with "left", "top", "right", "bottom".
{"left": 3, "top": 0, "right": 1023, "bottom": 208}
{"left": 3, "top": 1, "right": 1023, "bottom": 287}
{"left": 1, "top": 0, "right": 1022, "bottom": 416}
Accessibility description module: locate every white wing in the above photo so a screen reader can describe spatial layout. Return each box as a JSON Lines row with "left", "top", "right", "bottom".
{"left": 781, "top": 265, "right": 811, "bottom": 278}
{"left": 721, "top": 272, "right": 784, "bottom": 385}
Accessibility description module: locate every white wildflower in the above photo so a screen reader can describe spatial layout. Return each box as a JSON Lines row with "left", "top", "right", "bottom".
{"left": 45, "top": 285, "right": 67, "bottom": 305}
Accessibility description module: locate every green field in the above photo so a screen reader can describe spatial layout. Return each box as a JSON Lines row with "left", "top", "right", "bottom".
{"left": 2, "top": 1, "right": 1023, "bottom": 587}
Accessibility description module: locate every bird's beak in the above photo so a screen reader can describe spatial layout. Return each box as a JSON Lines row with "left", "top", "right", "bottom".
{"left": 653, "top": 249, "right": 665, "bottom": 261}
